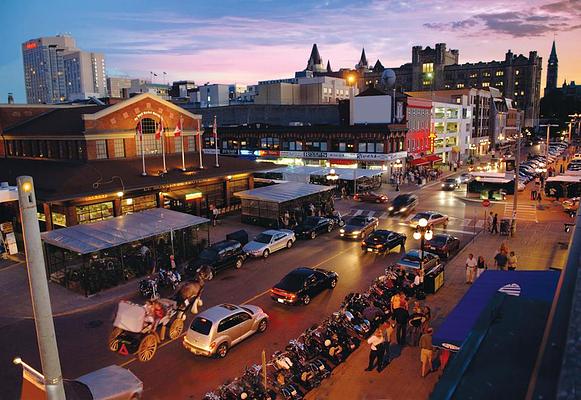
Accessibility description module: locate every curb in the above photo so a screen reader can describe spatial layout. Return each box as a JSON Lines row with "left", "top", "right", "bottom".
{"left": 454, "top": 195, "right": 507, "bottom": 205}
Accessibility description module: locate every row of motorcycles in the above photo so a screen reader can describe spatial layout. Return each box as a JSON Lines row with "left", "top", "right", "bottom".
{"left": 138, "top": 268, "right": 182, "bottom": 299}
{"left": 204, "top": 267, "right": 402, "bottom": 400}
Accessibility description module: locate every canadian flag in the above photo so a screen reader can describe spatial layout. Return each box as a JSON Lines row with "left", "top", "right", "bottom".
{"left": 155, "top": 119, "right": 164, "bottom": 140}
{"left": 137, "top": 119, "right": 143, "bottom": 141}
{"left": 174, "top": 117, "right": 183, "bottom": 137}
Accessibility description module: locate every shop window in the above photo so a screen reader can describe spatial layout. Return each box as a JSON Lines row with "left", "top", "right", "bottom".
{"left": 358, "top": 142, "right": 367, "bottom": 152}
{"left": 113, "top": 139, "right": 125, "bottom": 158}
{"left": 422, "top": 63, "right": 433, "bottom": 73}
{"left": 187, "top": 135, "right": 198, "bottom": 152}
{"left": 76, "top": 202, "right": 114, "bottom": 224}
{"left": 376, "top": 142, "right": 384, "bottom": 153}
{"left": 51, "top": 212, "right": 67, "bottom": 227}
{"left": 228, "top": 178, "right": 249, "bottom": 205}
{"left": 175, "top": 136, "right": 183, "bottom": 153}
{"left": 121, "top": 194, "right": 157, "bottom": 215}
{"left": 95, "top": 140, "right": 108, "bottom": 159}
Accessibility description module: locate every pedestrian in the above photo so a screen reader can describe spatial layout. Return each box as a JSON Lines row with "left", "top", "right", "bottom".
{"left": 531, "top": 188, "right": 537, "bottom": 201}
{"left": 393, "top": 292, "right": 409, "bottom": 346}
{"left": 476, "top": 255, "right": 487, "bottom": 278}
{"left": 169, "top": 254, "right": 176, "bottom": 270}
{"left": 419, "top": 327, "right": 434, "bottom": 377}
{"left": 465, "top": 253, "right": 477, "bottom": 284}
{"left": 408, "top": 305, "right": 426, "bottom": 346}
{"left": 494, "top": 250, "right": 509, "bottom": 271}
{"left": 508, "top": 251, "right": 518, "bottom": 271}
{"left": 537, "top": 191, "right": 543, "bottom": 206}
{"left": 491, "top": 213, "right": 499, "bottom": 235}
{"left": 380, "top": 318, "right": 396, "bottom": 368}
{"left": 365, "top": 329, "right": 385, "bottom": 372}
{"left": 487, "top": 211, "right": 494, "bottom": 232}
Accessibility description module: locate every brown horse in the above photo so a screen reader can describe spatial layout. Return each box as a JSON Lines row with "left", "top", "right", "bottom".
{"left": 174, "top": 267, "right": 209, "bottom": 311}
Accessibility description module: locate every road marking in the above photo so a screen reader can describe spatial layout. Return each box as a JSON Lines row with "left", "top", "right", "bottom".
{"left": 461, "top": 219, "right": 472, "bottom": 227}
{"left": 116, "top": 241, "right": 358, "bottom": 369}
{"left": 379, "top": 212, "right": 389, "bottom": 219}
{"left": 367, "top": 211, "right": 376, "bottom": 217}
{"left": 434, "top": 228, "right": 477, "bottom": 235}
{"left": 475, "top": 220, "right": 484, "bottom": 228}
{"left": 353, "top": 209, "right": 363, "bottom": 216}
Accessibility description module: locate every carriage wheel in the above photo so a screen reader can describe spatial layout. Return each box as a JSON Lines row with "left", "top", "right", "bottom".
{"left": 137, "top": 334, "right": 158, "bottom": 362}
{"left": 108, "top": 327, "right": 123, "bottom": 352}
{"left": 169, "top": 319, "right": 184, "bottom": 340}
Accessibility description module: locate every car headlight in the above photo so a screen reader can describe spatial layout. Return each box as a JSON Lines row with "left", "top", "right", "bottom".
{"left": 441, "top": 184, "right": 445, "bottom": 187}
{"left": 388, "top": 206, "right": 394, "bottom": 211}
{"left": 352, "top": 231, "right": 361, "bottom": 235}
{"left": 400, "top": 207, "right": 407, "bottom": 212}
{"left": 339, "top": 228, "right": 345, "bottom": 233}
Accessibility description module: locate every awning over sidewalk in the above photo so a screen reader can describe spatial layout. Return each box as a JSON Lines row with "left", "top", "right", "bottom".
{"left": 235, "top": 182, "right": 333, "bottom": 204}
{"left": 426, "top": 154, "right": 443, "bottom": 163}
{"left": 433, "top": 270, "right": 559, "bottom": 351}
{"left": 41, "top": 208, "right": 209, "bottom": 254}
{"left": 410, "top": 157, "right": 429, "bottom": 166}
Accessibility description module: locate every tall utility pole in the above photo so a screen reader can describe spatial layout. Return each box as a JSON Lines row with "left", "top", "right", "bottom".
{"left": 513, "top": 132, "right": 522, "bottom": 226}
{"left": 539, "top": 124, "right": 559, "bottom": 158}
{"left": 17, "top": 176, "right": 65, "bottom": 400}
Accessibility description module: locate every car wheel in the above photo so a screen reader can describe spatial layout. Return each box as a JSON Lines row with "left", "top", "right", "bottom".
{"left": 262, "top": 249, "right": 270, "bottom": 259}
{"left": 258, "top": 318, "right": 268, "bottom": 333}
{"left": 286, "top": 240, "right": 293, "bottom": 249}
{"left": 310, "top": 231, "right": 317, "bottom": 240}
{"left": 216, "top": 343, "right": 228, "bottom": 358}
{"left": 329, "top": 278, "right": 337, "bottom": 289}
{"left": 235, "top": 258, "right": 243, "bottom": 269}
{"left": 302, "top": 295, "right": 311, "bottom": 305}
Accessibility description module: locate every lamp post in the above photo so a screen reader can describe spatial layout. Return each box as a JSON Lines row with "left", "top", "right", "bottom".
{"left": 413, "top": 218, "right": 433, "bottom": 271}
{"left": 393, "top": 159, "right": 403, "bottom": 191}
{"left": 539, "top": 124, "right": 559, "bottom": 158}
{"left": 326, "top": 168, "right": 339, "bottom": 197}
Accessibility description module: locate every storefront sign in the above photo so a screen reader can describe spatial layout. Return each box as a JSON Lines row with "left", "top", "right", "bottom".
{"left": 133, "top": 110, "right": 164, "bottom": 122}
{"left": 185, "top": 191, "right": 203, "bottom": 201}
{"left": 276, "top": 150, "right": 408, "bottom": 161}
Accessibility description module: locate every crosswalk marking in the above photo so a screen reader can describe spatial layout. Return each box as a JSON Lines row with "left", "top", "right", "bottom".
{"left": 475, "top": 220, "right": 484, "bottom": 228}
{"left": 353, "top": 209, "right": 363, "bottom": 216}
{"left": 461, "top": 219, "right": 472, "bottom": 227}
{"left": 503, "top": 203, "right": 538, "bottom": 223}
{"left": 367, "top": 211, "right": 376, "bottom": 217}
{"left": 344, "top": 208, "right": 487, "bottom": 229}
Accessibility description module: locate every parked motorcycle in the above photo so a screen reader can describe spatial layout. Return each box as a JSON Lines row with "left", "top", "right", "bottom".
{"left": 138, "top": 268, "right": 181, "bottom": 299}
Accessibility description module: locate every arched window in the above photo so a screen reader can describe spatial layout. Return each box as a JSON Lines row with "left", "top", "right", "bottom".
{"left": 136, "top": 118, "right": 162, "bottom": 155}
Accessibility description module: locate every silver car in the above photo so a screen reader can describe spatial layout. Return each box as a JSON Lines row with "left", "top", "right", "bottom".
{"left": 243, "top": 229, "right": 296, "bottom": 258}
{"left": 183, "top": 303, "right": 268, "bottom": 358}
{"left": 409, "top": 211, "right": 449, "bottom": 229}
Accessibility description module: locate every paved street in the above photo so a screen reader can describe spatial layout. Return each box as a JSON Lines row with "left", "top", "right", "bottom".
{"left": 0, "top": 170, "right": 572, "bottom": 400}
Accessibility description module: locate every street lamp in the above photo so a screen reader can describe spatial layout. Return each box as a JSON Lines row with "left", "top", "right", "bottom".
{"left": 392, "top": 159, "right": 403, "bottom": 191}
{"left": 413, "top": 218, "right": 433, "bottom": 271}
{"left": 327, "top": 168, "right": 340, "bottom": 197}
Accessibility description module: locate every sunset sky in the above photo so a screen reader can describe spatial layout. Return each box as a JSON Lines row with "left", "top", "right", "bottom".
{"left": 1, "top": 0, "right": 580, "bottom": 103}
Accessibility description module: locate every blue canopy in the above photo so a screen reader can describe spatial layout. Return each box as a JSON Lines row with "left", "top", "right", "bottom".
{"left": 433, "top": 270, "right": 560, "bottom": 351}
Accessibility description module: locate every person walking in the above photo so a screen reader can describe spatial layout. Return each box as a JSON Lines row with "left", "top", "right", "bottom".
{"left": 419, "top": 327, "right": 434, "bottom": 377}
{"left": 393, "top": 292, "right": 409, "bottom": 346}
{"left": 491, "top": 213, "right": 499, "bottom": 235}
{"left": 487, "top": 211, "right": 494, "bottom": 233}
{"left": 408, "top": 305, "right": 426, "bottom": 346}
{"left": 465, "top": 253, "right": 477, "bottom": 284}
{"left": 508, "top": 251, "right": 518, "bottom": 271}
{"left": 365, "top": 329, "right": 385, "bottom": 372}
{"left": 476, "top": 255, "right": 487, "bottom": 278}
{"left": 380, "top": 318, "right": 396, "bottom": 368}
{"left": 494, "top": 250, "right": 509, "bottom": 271}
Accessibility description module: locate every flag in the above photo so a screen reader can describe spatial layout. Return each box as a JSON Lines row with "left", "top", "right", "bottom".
{"left": 174, "top": 117, "right": 182, "bottom": 137}
{"left": 213, "top": 115, "right": 218, "bottom": 139}
{"left": 137, "top": 119, "right": 143, "bottom": 141}
{"left": 155, "top": 119, "right": 164, "bottom": 140}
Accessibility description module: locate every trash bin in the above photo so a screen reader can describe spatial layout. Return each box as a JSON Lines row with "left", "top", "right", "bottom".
{"left": 500, "top": 218, "right": 510, "bottom": 236}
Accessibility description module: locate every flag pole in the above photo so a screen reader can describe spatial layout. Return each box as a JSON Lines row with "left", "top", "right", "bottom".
{"left": 180, "top": 117, "right": 186, "bottom": 171}
{"left": 139, "top": 120, "right": 147, "bottom": 176}
{"left": 161, "top": 120, "right": 167, "bottom": 173}
{"left": 214, "top": 115, "right": 219, "bottom": 168}
{"left": 198, "top": 120, "right": 204, "bottom": 169}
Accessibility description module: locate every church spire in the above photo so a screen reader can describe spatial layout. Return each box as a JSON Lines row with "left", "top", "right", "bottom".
{"left": 306, "top": 43, "right": 325, "bottom": 72}
{"left": 356, "top": 48, "right": 368, "bottom": 69}
{"left": 549, "top": 40, "right": 558, "bottom": 63}
{"left": 326, "top": 60, "right": 332, "bottom": 73}
{"left": 545, "top": 39, "right": 558, "bottom": 95}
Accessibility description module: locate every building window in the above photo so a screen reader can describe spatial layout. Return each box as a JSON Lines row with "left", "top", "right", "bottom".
{"left": 495, "top": 71, "right": 504, "bottom": 76}
{"left": 469, "top": 73, "right": 478, "bottom": 78}
{"left": 121, "top": 194, "right": 157, "bottom": 215}
{"left": 376, "top": 142, "right": 384, "bottom": 153}
{"left": 174, "top": 136, "right": 182, "bottom": 153}
{"left": 482, "top": 82, "right": 490, "bottom": 87}
{"left": 95, "top": 140, "right": 107, "bottom": 159}
{"left": 113, "top": 139, "right": 125, "bottom": 158}
{"left": 456, "top": 83, "right": 464, "bottom": 88}
{"left": 135, "top": 118, "right": 161, "bottom": 155}
{"left": 358, "top": 142, "right": 367, "bottom": 152}
{"left": 76, "top": 202, "right": 114, "bottom": 224}
{"left": 187, "top": 135, "right": 198, "bottom": 152}
{"left": 482, "top": 71, "right": 491, "bottom": 77}
{"left": 515, "top": 70, "right": 520, "bottom": 75}
{"left": 422, "top": 63, "right": 433, "bottom": 73}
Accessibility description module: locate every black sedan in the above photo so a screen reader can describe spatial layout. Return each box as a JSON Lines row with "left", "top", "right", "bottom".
{"left": 441, "top": 177, "right": 460, "bottom": 191}
{"left": 388, "top": 194, "right": 418, "bottom": 216}
{"left": 339, "top": 215, "right": 379, "bottom": 239}
{"left": 293, "top": 216, "right": 334, "bottom": 240}
{"left": 361, "top": 230, "right": 406, "bottom": 254}
{"left": 271, "top": 267, "right": 338, "bottom": 306}
{"left": 424, "top": 234, "right": 460, "bottom": 258}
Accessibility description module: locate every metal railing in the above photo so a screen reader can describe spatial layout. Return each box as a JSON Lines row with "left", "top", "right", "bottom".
{"left": 526, "top": 209, "right": 581, "bottom": 399}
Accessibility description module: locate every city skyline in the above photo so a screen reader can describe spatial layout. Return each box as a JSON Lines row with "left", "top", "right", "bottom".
{"left": 1, "top": 0, "right": 581, "bottom": 102}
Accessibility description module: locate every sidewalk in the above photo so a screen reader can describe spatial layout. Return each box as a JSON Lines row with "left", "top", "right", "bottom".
{"left": 0, "top": 214, "right": 263, "bottom": 322}
{"left": 304, "top": 219, "right": 570, "bottom": 400}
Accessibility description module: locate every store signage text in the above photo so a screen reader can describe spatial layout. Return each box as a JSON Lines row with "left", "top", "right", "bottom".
{"left": 133, "top": 111, "right": 164, "bottom": 122}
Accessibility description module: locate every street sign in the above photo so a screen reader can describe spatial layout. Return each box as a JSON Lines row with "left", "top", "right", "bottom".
{"left": 482, "top": 199, "right": 491, "bottom": 207}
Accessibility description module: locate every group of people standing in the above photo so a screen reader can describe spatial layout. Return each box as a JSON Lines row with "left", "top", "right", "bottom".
{"left": 464, "top": 242, "right": 518, "bottom": 284}
{"left": 365, "top": 291, "right": 435, "bottom": 378}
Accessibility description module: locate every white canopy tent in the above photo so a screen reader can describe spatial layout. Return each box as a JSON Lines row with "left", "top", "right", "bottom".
{"left": 41, "top": 208, "right": 209, "bottom": 255}
{"left": 259, "top": 166, "right": 383, "bottom": 183}
{"left": 235, "top": 182, "right": 333, "bottom": 204}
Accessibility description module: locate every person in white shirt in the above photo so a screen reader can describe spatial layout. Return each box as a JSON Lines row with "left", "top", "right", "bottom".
{"left": 365, "top": 329, "right": 385, "bottom": 372}
{"left": 465, "top": 253, "right": 477, "bottom": 284}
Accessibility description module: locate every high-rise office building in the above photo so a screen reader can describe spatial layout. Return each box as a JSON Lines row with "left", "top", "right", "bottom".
{"left": 22, "top": 35, "right": 107, "bottom": 103}
{"left": 63, "top": 51, "right": 107, "bottom": 100}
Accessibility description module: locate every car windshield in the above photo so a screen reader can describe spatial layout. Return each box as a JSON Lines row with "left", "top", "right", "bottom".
{"left": 199, "top": 248, "right": 218, "bottom": 261}
{"left": 303, "top": 217, "right": 319, "bottom": 227}
{"left": 253, "top": 233, "right": 273, "bottom": 244}
{"left": 413, "top": 213, "right": 431, "bottom": 221}
{"left": 392, "top": 195, "right": 410, "bottom": 206}
{"left": 190, "top": 317, "right": 213, "bottom": 335}
{"left": 402, "top": 253, "right": 421, "bottom": 263}
{"left": 278, "top": 273, "right": 307, "bottom": 291}
{"left": 445, "top": 179, "right": 456, "bottom": 183}
{"left": 346, "top": 216, "right": 367, "bottom": 226}
{"left": 369, "top": 232, "right": 389, "bottom": 241}
{"left": 428, "top": 236, "right": 447, "bottom": 246}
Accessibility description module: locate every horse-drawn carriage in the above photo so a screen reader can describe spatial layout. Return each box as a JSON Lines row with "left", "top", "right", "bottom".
{"left": 109, "top": 277, "right": 204, "bottom": 362}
